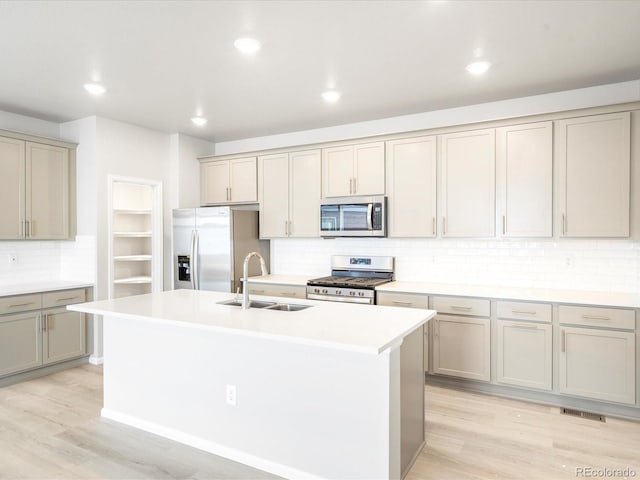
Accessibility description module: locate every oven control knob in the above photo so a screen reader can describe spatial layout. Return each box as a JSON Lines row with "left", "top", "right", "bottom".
{"left": 322, "top": 289, "right": 328, "bottom": 294}
{"left": 349, "top": 291, "right": 355, "bottom": 296}
{"left": 336, "top": 290, "right": 341, "bottom": 295}
{"left": 314, "top": 288, "right": 319, "bottom": 293}
{"left": 359, "top": 292, "right": 364, "bottom": 296}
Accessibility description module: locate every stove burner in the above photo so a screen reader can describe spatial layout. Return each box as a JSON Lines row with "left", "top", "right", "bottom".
{"left": 307, "top": 275, "right": 392, "bottom": 289}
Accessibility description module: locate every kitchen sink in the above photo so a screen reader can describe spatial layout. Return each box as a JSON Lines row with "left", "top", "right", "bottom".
{"left": 217, "top": 299, "right": 276, "bottom": 308}
{"left": 264, "top": 303, "right": 312, "bottom": 312}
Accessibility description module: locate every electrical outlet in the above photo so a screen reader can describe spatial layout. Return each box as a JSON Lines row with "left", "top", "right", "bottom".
{"left": 8, "top": 254, "right": 18, "bottom": 266}
{"left": 226, "top": 384, "right": 237, "bottom": 406}
{"left": 565, "top": 256, "right": 574, "bottom": 267}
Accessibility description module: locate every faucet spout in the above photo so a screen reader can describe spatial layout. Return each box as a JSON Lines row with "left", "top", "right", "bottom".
{"left": 242, "top": 252, "right": 268, "bottom": 309}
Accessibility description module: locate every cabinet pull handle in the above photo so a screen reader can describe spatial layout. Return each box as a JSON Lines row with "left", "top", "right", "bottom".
{"left": 511, "top": 324, "right": 538, "bottom": 329}
{"left": 442, "top": 217, "right": 446, "bottom": 235}
{"left": 288, "top": 220, "right": 292, "bottom": 236}
{"left": 561, "top": 329, "right": 566, "bottom": 353}
{"left": 30, "top": 220, "right": 34, "bottom": 237}
{"left": 512, "top": 309, "right": 537, "bottom": 315}
{"left": 284, "top": 220, "right": 288, "bottom": 236}
{"left": 349, "top": 178, "right": 353, "bottom": 195}
{"left": 502, "top": 215, "right": 506, "bottom": 235}
{"left": 9, "top": 302, "right": 34, "bottom": 308}
{"left": 229, "top": 187, "right": 232, "bottom": 201}
{"left": 435, "top": 319, "right": 439, "bottom": 337}
{"left": 561, "top": 214, "right": 566, "bottom": 235}
{"left": 432, "top": 217, "right": 436, "bottom": 235}
{"left": 56, "top": 297, "right": 78, "bottom": 302}
{"left": 353, "top": 177, "right": 357, "bottom": 194}
{"left": 581, "top": 314, "right": 611, "bottom": 321}
{"left": 282, "top": 292, "right": 297, "bottom": 297}
{"left": 451, "top": 305, "right": 472, "bottom": 311}
{"left": 392, "top": 301, "right": 412, "bottom": 306}
{"left": 251, "top": 289, "right": 264, "bottom": 294}
{"left": 43, "top": 313, "right": 48, "bottom": 332}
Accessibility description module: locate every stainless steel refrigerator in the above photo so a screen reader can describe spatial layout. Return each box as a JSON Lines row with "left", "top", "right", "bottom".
{"left": 172, "top": 206, "right": 270, "bottom": 292}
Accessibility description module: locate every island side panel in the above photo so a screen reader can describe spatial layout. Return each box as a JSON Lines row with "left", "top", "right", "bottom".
{"left": 101, "top": 315, "right": 402, "bottom": 480}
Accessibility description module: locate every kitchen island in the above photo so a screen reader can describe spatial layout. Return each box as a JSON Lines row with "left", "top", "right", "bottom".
{"left": 69, "top": 289, "right": 435, "bottom": 480}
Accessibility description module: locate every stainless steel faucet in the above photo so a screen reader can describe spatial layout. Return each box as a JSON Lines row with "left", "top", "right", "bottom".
{"left": 242, "top": 251, "right": 268, "bottom": 309}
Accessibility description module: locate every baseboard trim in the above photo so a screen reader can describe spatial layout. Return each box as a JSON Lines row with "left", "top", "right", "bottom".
{"left": 0, "top": 356, "right": 89, "bottom": 388}
{"left": 89, "top": 355, "right": 103, "bottom": 365}
{"left": 425, "top": 374, "right": 640, "bottom": 422}
{"left": 101, "top": 408, "right": 324, "bottom": 480}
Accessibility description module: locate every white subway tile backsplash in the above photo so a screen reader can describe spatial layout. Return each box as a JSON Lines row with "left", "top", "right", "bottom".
{"left": 271, "top": 238, "right": 640, "bottom": 293}
{"left": 0, "top": 241, "right": 61, "bottom": 287}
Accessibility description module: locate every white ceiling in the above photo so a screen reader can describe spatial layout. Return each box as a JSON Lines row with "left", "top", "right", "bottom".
{"left": 1, "top": 0, "right": 639, "bottom": 142}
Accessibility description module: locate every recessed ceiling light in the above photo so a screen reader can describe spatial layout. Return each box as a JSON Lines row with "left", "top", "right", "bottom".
{"left": 321, "top": 90, "right": 341, "bottom": 103}
{"left": 465, "top": 61, "right": 491, "bottom": 76}
{"left": 234, "top": 37, "right": 261, "bottom": 54}
{"left": 84, "top": 83, "right": 106, "bottom": 95}
{"left": 191, "top": 116, "right": 207, "bottom": 127}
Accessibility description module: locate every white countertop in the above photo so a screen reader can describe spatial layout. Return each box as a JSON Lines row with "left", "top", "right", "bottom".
{"left": 0, "top": 280, "right": 94, "bottom": 298}
{"left": 246, "top": 275, "right": 311, "bottom": 286}
{"left": 377, "top": 281, "right": 640, "bottom": 308}
{"left": 69, "top": 289, "right": 434, "bottom": 354}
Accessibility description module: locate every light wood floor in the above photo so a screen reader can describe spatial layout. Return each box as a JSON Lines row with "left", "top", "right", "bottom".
{"left": 0, "top": 365, "right": 638, "bottom": 480}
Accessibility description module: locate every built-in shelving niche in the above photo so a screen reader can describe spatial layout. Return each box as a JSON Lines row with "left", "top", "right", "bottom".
{"left": 108, "top": 177, "right": 163, "bottom": 299}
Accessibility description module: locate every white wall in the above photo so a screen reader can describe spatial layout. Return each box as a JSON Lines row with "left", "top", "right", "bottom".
{"left": 169, "top": 133, "right": 214, "bottom": 208}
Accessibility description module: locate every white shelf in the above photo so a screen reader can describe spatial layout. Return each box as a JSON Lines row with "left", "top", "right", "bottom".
{"left": 113, "top": 209, "right": 152, "bottom": 215}
{"left": 113, "top": 232, "right": 152, "bottom": 237}
{"left": 113, "top": 255, "right": 153, "bottom": 262}
{"left": 113, "top": 276, "right": 152, "bottom": 285}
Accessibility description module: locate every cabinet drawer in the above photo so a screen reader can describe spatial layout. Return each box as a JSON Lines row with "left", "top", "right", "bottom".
{"left": 0, "top": 294, "right": 41, "bottom": 315}
{"left": 42, "top": 289, "right": 86, "bottom": 308}
{"left": 377, "top": 292, "right": 428, "bottom": 309}
{"left": 247, "top": 283, "right": 306, "bottom": 299}
{"left": 559, "top": 305, "right": 635, "bottom": 330}
{"left": 496, "top": 301, "right": 551, "bottom": 323}
{"left": 431, "top": 296, "right": 490, "bottom": 317}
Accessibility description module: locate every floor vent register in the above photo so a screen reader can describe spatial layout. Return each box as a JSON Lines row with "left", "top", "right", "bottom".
{"left": 560, "top": 407, "right": 606, "bottom": 422}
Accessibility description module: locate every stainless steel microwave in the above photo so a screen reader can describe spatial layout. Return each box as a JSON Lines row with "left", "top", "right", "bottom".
{"left": 320, "top": 196, "right": 386, "bottom": 237}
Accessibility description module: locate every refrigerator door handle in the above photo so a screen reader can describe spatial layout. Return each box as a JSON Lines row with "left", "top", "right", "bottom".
{"left": 190, "top": 229, "right": 198, "bottom": 290}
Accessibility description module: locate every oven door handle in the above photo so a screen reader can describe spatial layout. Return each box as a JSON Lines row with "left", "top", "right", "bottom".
{"left": 367, "top": 203, "right": 373, "bottom": 231}
{"left": 307, "top": 293, "right": 373, "bottom": 305}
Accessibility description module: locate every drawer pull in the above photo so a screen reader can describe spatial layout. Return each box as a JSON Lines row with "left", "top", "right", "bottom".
{"left": 581, "top": 315, "right": 611, "bottom": 321}
{"left": 392, "top": 301, "right": 413, "bottom": 306}
{"left": 282, "top": 292, "right": 297, "bottom": 297}
{"left": 561, "top": 329, "right": 566, "bottom": 353}
{"left": 511, "top": 324, "right": 538, "bottom": 329}
{"left": 250, "top": 289, "right": 264, "bottom": 294}
{"left": 512, "top": 309, "right": 537, "bottom": 315}
{"left": 450, "top": 305, "right": 472, "bottom": 311}
{"left": 56, "top": 296, "right": 79, "bottom": 302}
{"left": 8, "top": 302, "right": 34, "bottom": 308}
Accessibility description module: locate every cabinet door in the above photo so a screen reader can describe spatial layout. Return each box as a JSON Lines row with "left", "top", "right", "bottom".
{"left": 201, "top": 161, "right": 230, "bottom": 205}
{"left": 0, "top": 311, "right": 42, "bottom": 377}
{"left": 289, "top": 149, "right": 321, "bottom": 237}
{"left": 322, "top": 145, "right": 353, "bottom": 197}
{"left": 229, "top": 157, "right": 257, "bottom": 203}
{"left": 496, "top": 320, "right": 552, "bottom": 390}
{"left": 440, "top": 129, "right": 495, "bottom": 237}
{"left": 559, "top": 326, "right": 635, "bottom": 405}
{"left": 353, "top": 142, "right": 385, "bottom": 196}
{"left": 556, "top": 112, "right": 630, "bottom": 237}
{"left": 26, "top": 142, "right": 69, "bottom": 239}
{"left": 433, "top": 314, "right": 490, "bottom": 381}
{"left": 258, "top": 153, "right": 289, "bottom": 238}
{"left": 42, "top": 308, "right": 86, "bottom": 365}
{"left": 0, "top": 137, "right": 25, "bottom": 239}
{"left": 386, "top": 136, "right": 437, "bottom": 237}
{"left": 497, "top": 122, "right": 552, "bottom": 237}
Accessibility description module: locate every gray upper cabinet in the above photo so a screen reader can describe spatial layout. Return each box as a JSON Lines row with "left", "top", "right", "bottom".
{"left": 440, "top": 129, "right": 495, "bottom": 237}
{"left": 0, "top": 133, "right": 75, "bottom": 240}
{"left": 556, "top": 112, "right": 631, "bottom": 237}
{"left": 496, "top": 121, "right": 553, "bottom": 237}
{"left": 386, "top": 136, "right": 437, "bottom": 237}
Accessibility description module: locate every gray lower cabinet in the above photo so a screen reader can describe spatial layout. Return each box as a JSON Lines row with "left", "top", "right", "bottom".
{"left": 0, "top": 288, "right": 88, "bottom": 379}
{"left": 0, "top": 311, "right": 42, "bottom": 376}
{"left": 42, "top": 307, "right": 86, "bottom": 365}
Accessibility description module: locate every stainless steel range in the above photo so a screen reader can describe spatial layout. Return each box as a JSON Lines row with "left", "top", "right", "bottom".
{"left": 306, "top": 255, "right": 394, "bottom": 304}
